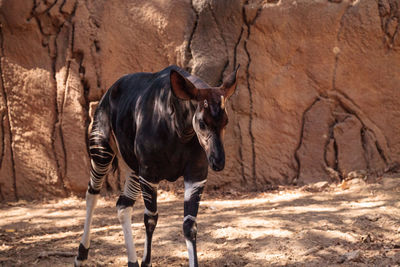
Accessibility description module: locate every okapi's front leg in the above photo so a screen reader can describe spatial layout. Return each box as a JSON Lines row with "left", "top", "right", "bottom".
{"left": 117, "top": 173, "right": 141, "bottom": 267}
{"left": 183, "top": 179, "right": 207, "bottom": 267}
{"left": 139, "top": 177, "right": 159, "bottom": 267}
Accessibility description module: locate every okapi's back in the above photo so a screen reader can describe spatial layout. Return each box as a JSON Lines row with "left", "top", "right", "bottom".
{"left": 100, "top": 67, "right": 179, "bottom": 173}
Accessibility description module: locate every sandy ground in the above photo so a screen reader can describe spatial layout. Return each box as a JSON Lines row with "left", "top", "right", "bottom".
{"left": 0, "top": 176, "right": 400, "bottom": 267}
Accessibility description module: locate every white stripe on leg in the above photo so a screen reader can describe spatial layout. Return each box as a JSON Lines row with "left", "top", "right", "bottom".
{"left": 143, "top": 237, "right": 149, "bottom": 264}
{"left": 185, "top": 239, "right": 196, "bottom": 267}
{"left": 144, "top": 207, "right": 158, "bottom": 216}
{"left": 123, "top": 175, "right": 141, "bottom": 201}
{"left": 81, "top": 191, "right": 99, "bottom": 248}
{"left": 184, "top": 215, "right": 197, "bottom": 223}
{"left": 184, "top": 180, "right": 207, "bottom": 202}
{"left": 117, "top": 206, "right": 138, "bottom": 263}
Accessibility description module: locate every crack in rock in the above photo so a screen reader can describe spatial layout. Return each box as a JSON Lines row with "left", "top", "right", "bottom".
{"left": 377, "top": 0, "right": 400, "bottom": 50}
{"left": 242, "top": 0, "right": 263, "bottom": 187}
{"left": 185, "top": 0, "right": 199, "bottom": 73}
{"left": 209, "top": 3, "right": 230, "bottom": 84}
{"left": 0, "top": 25, "right": 18, "bottom": 200}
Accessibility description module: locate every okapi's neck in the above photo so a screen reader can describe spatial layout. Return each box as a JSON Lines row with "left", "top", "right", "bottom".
{"left": 170, "top": 95, "right": 196, "bottom": 143}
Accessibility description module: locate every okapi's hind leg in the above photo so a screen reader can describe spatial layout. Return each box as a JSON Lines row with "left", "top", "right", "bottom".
{"left": 75, "top": 110, "right": 115, "bottom": 267}
{"left": 116, "top": 173, "right": 141, "bottom": 267}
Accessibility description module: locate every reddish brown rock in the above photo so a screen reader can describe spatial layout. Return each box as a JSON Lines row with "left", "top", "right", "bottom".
{"left": 334, "top": 115, "right": 367, "bottom": 176}
{"left": 296, "top": 98, "right": 336, "bottom": 184}
{"left": 362, "top": 128, "right": 387, "bottom": 175}
{"left": 0, "top": 0, "right": 398, "bottom": 200}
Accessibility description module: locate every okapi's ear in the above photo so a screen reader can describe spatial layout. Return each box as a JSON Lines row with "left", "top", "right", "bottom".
{"left": 170, "top": 70, "right": 198, "bottom": 100}
{"left": 222, "top": 65, "right": 240, "bottom": 99}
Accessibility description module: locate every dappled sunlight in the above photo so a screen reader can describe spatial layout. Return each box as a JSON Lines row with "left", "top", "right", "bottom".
{"left": 200, "top": 190, "right": 305, "bottom": 208}
{"left": 0, "top": 243, "right": 12, "bottom": 252}
{"left": 341, "top": 200, "right": 386, "bottom": 208}
{"left": 277, "top": 204, "right": 341, "bottom": 214}
{"left": 1, "top": 177, "right": 400, "bottom": 266}
{"left": 212, "top": 226, "right": 293, "bottom": 240}
{"left": 245, "top": 251, "right": 287, "bottom": 262}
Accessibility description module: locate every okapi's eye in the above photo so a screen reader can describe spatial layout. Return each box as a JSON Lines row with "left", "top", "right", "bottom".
{"left": 199, "top": 119, "right": 206, "bottom": 130}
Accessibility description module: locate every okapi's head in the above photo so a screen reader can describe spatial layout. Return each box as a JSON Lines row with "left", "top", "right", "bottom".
{"left": 170, "top": 66, "right": 240, "bottom": 171}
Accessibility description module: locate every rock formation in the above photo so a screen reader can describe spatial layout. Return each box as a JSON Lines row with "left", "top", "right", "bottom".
{"left": 0, "top": 0, "right": 399, "bottom": 200}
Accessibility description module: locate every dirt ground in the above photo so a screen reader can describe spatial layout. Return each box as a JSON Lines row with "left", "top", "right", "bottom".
{"left": 1, "top": 176, "right": 400, "bottom": 267}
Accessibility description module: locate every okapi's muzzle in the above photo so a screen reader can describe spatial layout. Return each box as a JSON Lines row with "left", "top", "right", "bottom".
{"left": 204, "top": 134, "right": 226, "bottom": 171}
{"left": 209, "top": 155, "right": 225, "bottom": 171}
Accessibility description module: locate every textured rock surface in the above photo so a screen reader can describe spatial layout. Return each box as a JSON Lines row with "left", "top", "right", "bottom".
{"left": 0, "top": 0, "right": 399, "bottom": 200}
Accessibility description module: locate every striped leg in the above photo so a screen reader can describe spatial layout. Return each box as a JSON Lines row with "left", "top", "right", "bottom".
{"left": 117, "top": 173, "right": 141, "bottom": 267}
{"left": 183, "top": 179, "right": 207, "bottom": 267}
{"left": 75, "top": 124, "right": 115, "bottom": 267}
{"left": 140, "top": 177, "right": 159, "bottom": 267}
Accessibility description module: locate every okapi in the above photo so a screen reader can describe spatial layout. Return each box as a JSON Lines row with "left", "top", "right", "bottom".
{"left": 74, "top": 65, "right": 239, "bottom": 267}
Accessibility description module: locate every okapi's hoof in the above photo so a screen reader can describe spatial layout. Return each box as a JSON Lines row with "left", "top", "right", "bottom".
{"left": 141, "top": 262, "right": 152, "bottom": 267}
{"left": 128, "top": 261, "right": 139, "bottom": 267}
{"left": 74, "top": 256, "right": 84, "bottom": 267}
{"left": 75, "top": 243, "right": 89, "bottom": 266}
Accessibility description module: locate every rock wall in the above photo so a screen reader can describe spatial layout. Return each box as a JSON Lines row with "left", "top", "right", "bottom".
{"left": 0, "top": 0, "right": 399, "bottom": 200}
